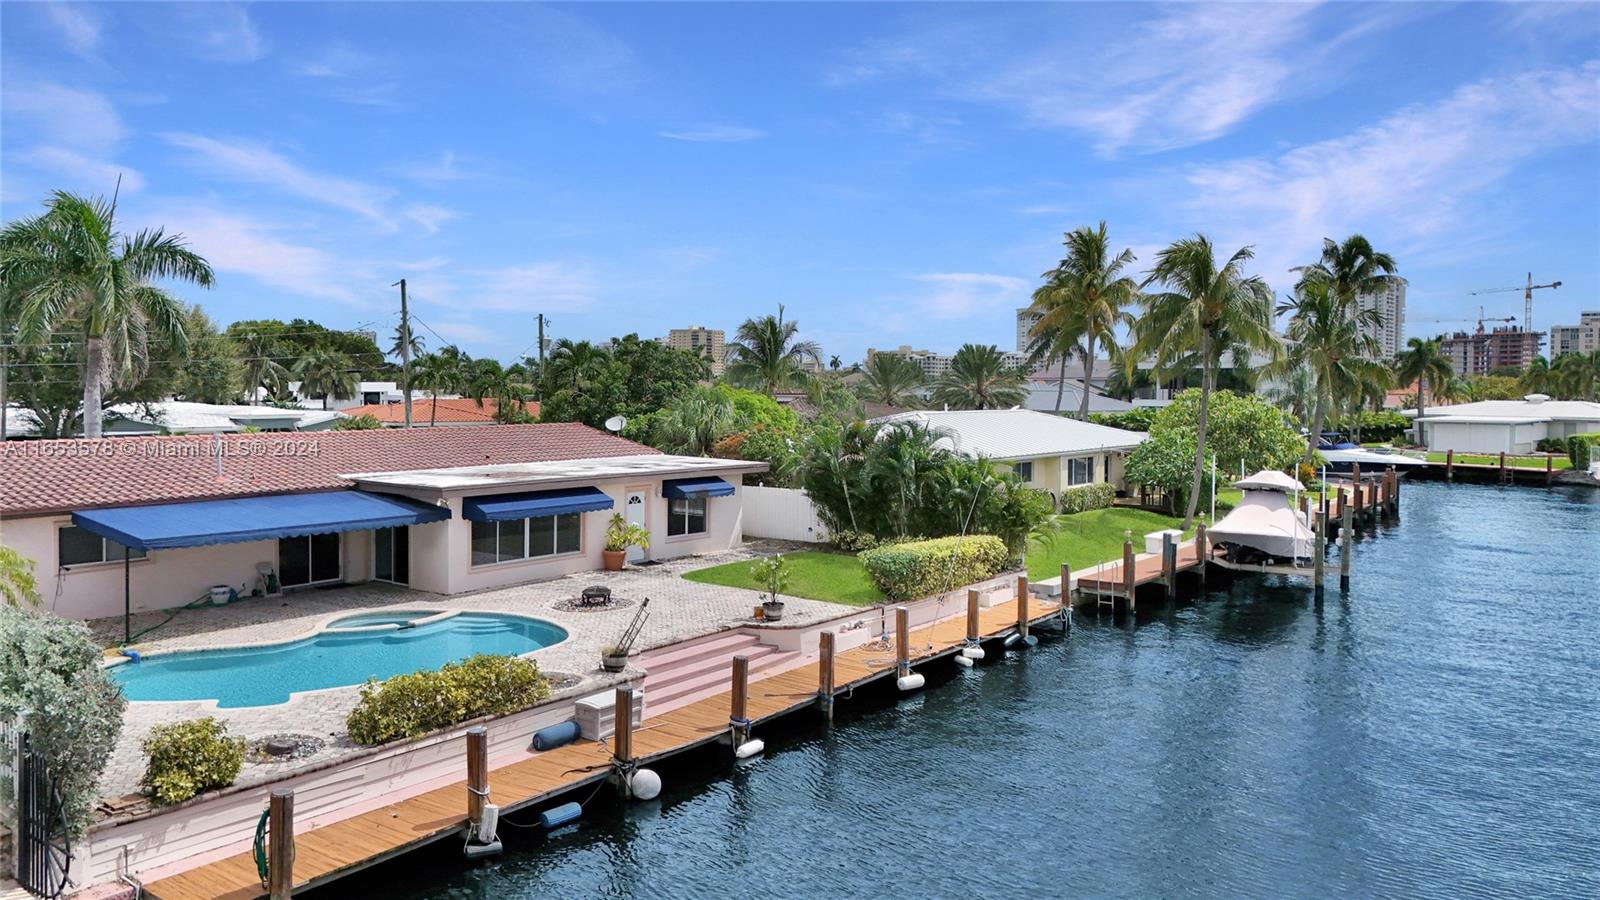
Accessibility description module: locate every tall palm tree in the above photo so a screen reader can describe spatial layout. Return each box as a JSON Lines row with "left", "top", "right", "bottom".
{"left": 1552, "top": 350, "right": 1600, "bottom": 401}
{"left": 412, "top": 346, "right": 468, "bottom": 426}
{"left": 930, "top": 344, "right": 1027, "bottom": 410}
{"left": 545, "top": 338, "right": 606, "bottom": 393}
{"left": 1, "top": 190, "right": 214, "bottom": 437}
{"left": 1393, "top": 336, "right": 1453, "bottom": 446}
{"left": 1520, "top": 355, "right": 1554, "bottom": 396}
{"left": 465, "top": 358, "right": 530, "bottom": 421}
{"left": 859, "top": 353, "right": 925, "bottom": 408}
{"left": 725, "top": 305, "right": 820, "bottom": 395}
{"left": 1270, "top": 279, "right": 1388, "bottom": 460}
{"left": 1292, "top": 234, "right": 1399, "bottom": 308}
{"left": 868, "top": 421, "right": 947, "bottom": 537}
{"left": 1028, "top": 222, "right": 1140, "bottom": 420}
{"left": 1136, "top": 235, "right": 1278, "bottom": 527}
{"left": 235, "top": 329, "right": 291, "bottom": 405}
{"left": 294, "top": 349, "right": 357, "bottom": 410}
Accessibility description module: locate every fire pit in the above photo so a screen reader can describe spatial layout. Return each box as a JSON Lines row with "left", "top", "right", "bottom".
{"left": 579, "top": 585, "right": 612, "bottom": 607}
{"left": 552, "top": 587, "right": 635, "bottom": 613}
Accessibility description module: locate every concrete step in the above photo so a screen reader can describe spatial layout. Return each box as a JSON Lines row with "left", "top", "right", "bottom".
{"left": 646, "top": 650, "right": 805, "bottom": 716}
{"left": 635, "top": 631, "right": 761, "bottom": 671}
{"left": 641, "top": 642, "right": 778, "bottom": 694}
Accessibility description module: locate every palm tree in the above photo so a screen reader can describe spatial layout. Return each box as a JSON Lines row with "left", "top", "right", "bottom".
{"left": 868, "top": 421, "right": 947, "bottom": 537}
{"left": 1028, "top": 222, "right": 1140, "bottom": 420}
{"left": 1552, "top": 350, "right": 1600, "bottom": 400}
{"left": 1292, "top": 234, "right": 1399, "bottom": 307}
{"left": 465, "top": 358, "right": 530, "bottom": 421}
{"left": 235, "top": 329, "right": 290, "bottom": 405}
{"left": 1, "top": 190, "right": 214, "bottom": 437}
{"left": 294, "top": 349, "right": 357, "bottom": 410}
{"left": 1136, "top": 235, "right": 1278, "bottom": 527}
{"left": 650, "top": 386, "right": 736, "bottom": 455}
{"left": 930, "top": 344, "right": 1027, "bottom": 410}
{"left": 1520, "top": 355, "right": 1554, "bottom": 396}
{"left": 725, "top": 305, "right": 821, "bottom": 395}
{"left": 829, "top": 354, "right": 842, "bottom": 371}
{"left": 545, "top": 338, "right": 606, "bottom": 393}
{"left": 1270, "top": 279, "right": 1388, "bottom": 460}
{"left": 859, "top": 353, "right": 925, "bottom": 407}
{"left": 412, "top": 346, "right": 467, "bottom": 426}
{"left": 1261, "top": 364, "right": 1317, "bottom": 424}
{"left": 1393, "top": 336, "right": 1453, "bottom": 446}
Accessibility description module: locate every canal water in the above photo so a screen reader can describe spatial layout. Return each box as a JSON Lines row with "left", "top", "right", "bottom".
{"left": 338, "top": 481, "right": 1599, "bottom": 899}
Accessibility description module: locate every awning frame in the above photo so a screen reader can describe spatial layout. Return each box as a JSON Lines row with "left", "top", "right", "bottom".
{"left": 71, "top": 490, "right": 452, "bottom": 551}
{"left": 661, "top": 476, "right": 736, "bottom": 500}
{"left": 461, "top": 486, "right": 615, "bottom": 523}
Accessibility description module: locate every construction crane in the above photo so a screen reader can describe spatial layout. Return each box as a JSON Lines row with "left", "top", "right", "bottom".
{"left": 1469, "top": 273, "right": 1561, "bottom": 334}
{"left": 1413, "top": 307, "right": 1516, "bottom": 333}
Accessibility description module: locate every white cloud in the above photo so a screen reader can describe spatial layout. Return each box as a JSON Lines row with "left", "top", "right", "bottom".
{"left": 1178, "top": 62, "right": 1600, "bottom": 280}
{"left": 658, "top": 125, "right": 767, "bottom": 143}
{"left": 163, "top": 133, "right": 393, "bottom": 226}
{"left": 403, "top": 203, "right": 459, "bottom": 235}
{"left": 398, "top": 152, "right": 464, "bottom": 184}
{"left": 907, "top": 272, "right": 1030, "bottom": 319}
{"left": 43, "top": 2, "right": 102, "bottom": 58}
{"left": 401, "top": 256, "right": 452, "bottom": 272}
{"left": 151, "top": 207, "right": 367, "bottom": 305}
{"left": 1, "top": 81, "right": 124, "bottom": 154}
{"left": 426, "top": 320, "right": 495, "bottom": 344}
{"left": 171, "top": 3, "right": 267, "bottom": 63}
{"left": 653, "top": 246, "right": 721, "bottom": 268}
{"left": 18, "top": 147, "right": 143, "bottom": 193}
{"left": 474, "top": 263, "right": 599, "bottom": 312}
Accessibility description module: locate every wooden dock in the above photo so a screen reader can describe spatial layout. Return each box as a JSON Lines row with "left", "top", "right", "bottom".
{"left": 141, "top": 593, "right": 1063, "bottom": 900}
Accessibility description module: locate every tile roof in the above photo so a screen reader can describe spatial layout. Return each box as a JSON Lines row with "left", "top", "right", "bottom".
{"left": 0, "top": 423, "right": 657, "bottom": 516}
{"left": 342, "top": 398, "right": 539, "bottom": 425}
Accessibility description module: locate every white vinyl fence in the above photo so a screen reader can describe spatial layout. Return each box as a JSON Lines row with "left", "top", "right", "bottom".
{"left": 741, "top": 486, "right": 830, "bottom": 543}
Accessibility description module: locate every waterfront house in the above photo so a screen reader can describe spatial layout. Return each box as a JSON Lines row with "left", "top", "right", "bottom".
{"left": 0, "top": 424, "right": 762, "bottom": 621}
{"left": 1403, "top": 395, "right": 1600, "bottom": 454}
{"left": 868, "top": 408, "right": 1146, "bottom": 499}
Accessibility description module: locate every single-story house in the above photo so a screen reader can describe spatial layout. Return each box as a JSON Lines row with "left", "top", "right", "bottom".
{"left": 868, "top": 408, "right": 1146, "bottom": 500}
{"left": 342, "top": 397, "right": 539, "bottom": 427}
{"left": 1, "top": 401, "right": 341, "bottom": 438}
{"left": 0, "top": 424, "right": 762, "bottom": 622}
{"left": 1020, "top": 380, "right": 1135, "bottom": 414}
{"left": 1404, "top": 395, "right": 1600, "bottom": 454}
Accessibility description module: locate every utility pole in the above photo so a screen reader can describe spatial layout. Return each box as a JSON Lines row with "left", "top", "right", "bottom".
{"left": 535, "top": 313, "right": 548, "bottom": 400}
{"left": 394, "top": 278, "right": 413, "bottom": 428}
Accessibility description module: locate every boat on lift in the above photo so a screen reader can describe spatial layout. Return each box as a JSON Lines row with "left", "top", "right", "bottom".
{"left": 1209, "top": 470, "right": 1316, "bottom": 566}
{"left": 1315, "top": 432, "right": 1429, "bottom": 475}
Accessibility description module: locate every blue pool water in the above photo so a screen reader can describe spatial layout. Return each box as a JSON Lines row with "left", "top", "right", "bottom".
{"left": 113, "top": 612, "right": 567, "bottom": 707}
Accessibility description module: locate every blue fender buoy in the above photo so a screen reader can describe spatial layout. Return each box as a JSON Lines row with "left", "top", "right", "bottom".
{"left": 531, "top": 720, "right": 580, "bottom": 751}
{"left": 539, "top": 801, "right": 583, "bottom": 829}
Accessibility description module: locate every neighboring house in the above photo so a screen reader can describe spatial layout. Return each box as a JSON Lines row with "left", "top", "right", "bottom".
{"left": 254, "top": 381, "right": 445, "bottom": 411}
{"left": 1, "top": 401, "right": 341, "bottom": 437}
{"left": 869, "top": 408, "right": 1146, "bottom": 499}
{"left": 342, "top": 397, "right": 540, "bottom": 427}
{"left": 1, "top": 424, "right": 763, "bottom": 620}
{"left": 1020, "top": 380, "right": 1134, "bottom": 414}
{"left": 1404, "top": 395, "right": 1600, "bottom": 454}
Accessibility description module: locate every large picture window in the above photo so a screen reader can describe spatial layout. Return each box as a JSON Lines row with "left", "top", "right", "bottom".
{"left": 58, "top": 525, "right": 146, "bottom": 567}
{"left": 667, "top": 498, "right": 708, "bottom": 537}
{"left": 1067, "top": 456, "right": 1095, "bottom": 486}
{"left": 471, "top": 513, "right": 581, "bottom": 566}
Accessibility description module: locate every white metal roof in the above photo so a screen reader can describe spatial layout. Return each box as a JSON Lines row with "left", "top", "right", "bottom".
{"left": 109, "top": 401, "right": 343, "bottom": 432}
{"left": 1410, "top": 398, "right": 1600, "bottom": 423}
{"left": 343, "top": 453, "right": 767, "bottom": 492}
{"left": 869, "top": 408, "right": 1145, "bottom": 460}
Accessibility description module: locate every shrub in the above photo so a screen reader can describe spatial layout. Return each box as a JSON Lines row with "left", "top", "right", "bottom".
{"left": 347, "top": 654, "right": 551, "bottom": 746}
{"left": 1058, "top": 482, "right": 1116, "bottom": 515}
{"left": 859, "top": 535, "right": 1008, "bottom": 601}
{"left": 141, "top": 717, "right": 245, "bottom": 805}
{"left": 829, "top": 529, "right": 881, "bottom": 553}
{"left": 332, "top": 413, "right": 384, "bottom": 430}
{"left": 1088, "top": 408, "right": 1158, "bottom": 432}
{"left": 1536, "top": 437, "right": 1569, "bottom": 454}
{"left": 1568, "top": 432, "right": 1600, "bottom": 469}
{"left": 1353, "top": 410, "right": 1411, "bottom": 443}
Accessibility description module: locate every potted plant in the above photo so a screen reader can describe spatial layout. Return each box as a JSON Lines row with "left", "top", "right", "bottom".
{"left": 600, "top": 644, "right": 629, "bottom": 672}
{"left": 752, "top": 555, "right": 790, "bottom": 622}
{"left": 603, "top": 514, "right": 650, "bottom": 571}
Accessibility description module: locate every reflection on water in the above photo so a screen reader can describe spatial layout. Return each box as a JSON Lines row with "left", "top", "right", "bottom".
{"left": 334, "top": 482, "right": 1600, "bottom": 899}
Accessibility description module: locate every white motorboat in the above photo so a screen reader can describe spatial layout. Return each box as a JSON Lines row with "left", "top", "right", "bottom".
{"left": 1210, "top": 470, "right": 1316, "bottom": 564}
{"left": 1315, "top": 433, "right": 1429, "bottom": 475}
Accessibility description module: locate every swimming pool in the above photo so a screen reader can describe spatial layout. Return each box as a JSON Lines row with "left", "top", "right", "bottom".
{"left": 111, "top": 611, "right": 568, "bottom": 708}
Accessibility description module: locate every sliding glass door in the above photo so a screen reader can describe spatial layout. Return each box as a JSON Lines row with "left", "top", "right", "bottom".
{"left": 374, "top": 526, "right": 409, "bottom": 585}
{"left": 279, "top": 532, "right": 341, "bottom": 588}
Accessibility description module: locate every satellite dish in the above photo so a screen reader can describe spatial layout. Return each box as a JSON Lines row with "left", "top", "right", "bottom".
{"left": 604, "top": 415, "right": 628, "bottom": 433}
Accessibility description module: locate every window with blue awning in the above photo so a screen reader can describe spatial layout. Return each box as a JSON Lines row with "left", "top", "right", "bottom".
{"left": 461, "top": 486, "right": 615, "bottom": 522}
{"left": 70, "top": 490, "right": 452, "bottom": 551}
{"left": 661, "top": 476, "right": 735, "bottom": 499}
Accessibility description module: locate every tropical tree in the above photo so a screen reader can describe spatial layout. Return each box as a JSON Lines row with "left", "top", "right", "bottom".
{"left": 1027, "top": 222, "right": 1139, "bottom": 419}
{"left": 294, "top": 349, "right": 357, "bottom": 410}
{"left": 1, "top": 190, "right": 214, "bottom": 437}
{"left": 1269, "top": 279, "right": 1389, "bottom": 460}
{"left": 859, "top": 353, "right": 925, "bottom": 408}
{"left": 544, "top": 338, "right": 606, "bottom": 393}
{"left": 1552, "top": 351, "right": 1600, "bottom": 400}
{"left": 649, "top": 386, "right": 737, "bottom": 455}
{"left": 234, "top": 328, "right": 291, "bottom": 405}
{"left": 866, "top": 421, "right": 947, "bottom": 538}
{"left": 725, "top": 305, "right": 821, "bottom": 395}
{"left": 1292, "top": 234, "right": 1399, "bottom": 308}
{"left": 412, "top": 346, "right": 468, "bottom": 426}
{"left": 1519, "top": 355, "right": 1554, "bottom": 396}
{"left": 169, "top": 305, "right": 243, "bottom": 404}
{"left": 1135, "top": 235, "right": 1278, "bottom": 527}
{"left": 1393, "top": 336, "right": 1453, "bottom": 445}
{"left": 930, "top": 344, "right": 1027, "bottom": 410}
{"left": 829, "top": 354, "right": 842, "bottom": 371}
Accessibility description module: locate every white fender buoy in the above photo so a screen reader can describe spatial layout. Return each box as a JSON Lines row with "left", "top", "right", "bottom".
{"left": 961, "top": 646, "right": 986, "bottom": 660}
{"left": 630, "top": 768, "right": 661, "bottom": 801}
{"left": 954, "top": 655, "right": 974, "bottom": 668}
{"left": 896, "top": 672, "right": 926, "bottom": 692}
{"left": 735, "top": 739, "right": 765, "bottom": 759}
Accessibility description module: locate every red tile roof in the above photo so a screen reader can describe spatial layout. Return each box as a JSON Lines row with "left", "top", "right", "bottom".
{"left": 342, "top": 398, "right": 540, "bottom": 424}
{"left": 0, "top": 423, "right": 658, "bottom": 516}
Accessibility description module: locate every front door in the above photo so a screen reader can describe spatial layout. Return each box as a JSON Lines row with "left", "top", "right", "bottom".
{"left": 625, "top": 489, "right": 648, "bottom": 563}
{"left": 374, "top": 526, "right": 409, "bottom": 585}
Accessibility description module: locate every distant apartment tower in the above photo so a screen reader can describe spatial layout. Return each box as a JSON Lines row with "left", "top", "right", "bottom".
{"left": 1549, "top": 311, "right": 1600, "bottom": 357}
{"left": 1439, "top": 325, "right": 1545, "bottom": 376}
{"left": 1357, "top": 280, "right": 1406, "bottom": 359}
{"left": 1016, "top": 307, "right": 1043, "bottom": 352}
{"left": 867, "top": 346, "right": 951, "bottom": 381}
{"left": 663, "top": 326, "right": 726, "bottom": 375}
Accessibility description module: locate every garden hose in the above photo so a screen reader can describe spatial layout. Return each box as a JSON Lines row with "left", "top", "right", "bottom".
{"left": 253, "top": 807, "right": 270, "bottom": 888}
{"left": 121, "top": 592, "right": 217, "bottom": 646}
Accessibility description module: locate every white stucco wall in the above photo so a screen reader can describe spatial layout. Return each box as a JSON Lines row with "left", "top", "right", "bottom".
{"left": 1426, "top": 421, "right": 1546, "bottom": 455}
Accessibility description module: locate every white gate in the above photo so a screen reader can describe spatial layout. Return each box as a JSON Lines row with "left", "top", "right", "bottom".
{"left": 740, "top": 486, "right": 829, "bottom": 543}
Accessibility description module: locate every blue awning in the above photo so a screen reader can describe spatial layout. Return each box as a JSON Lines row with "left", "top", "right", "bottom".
{"left": 71, "top": 490, "right": 452, "bottom": 551}
{"left": 662, "top": 476, "right": 736, "bottom": 499}
{"left": 462, "top": 486, "right": 614, "bottom": 522}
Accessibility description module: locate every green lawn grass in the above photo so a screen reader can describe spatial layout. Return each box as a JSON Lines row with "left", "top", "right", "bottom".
{"left": 1423, "top": 452, "right": 1571, "bottom": 469}
{"left": 681, "top": 550, "right": 885, "bottom": 606}
{"left": 1025, "top": 507, "right": 1190, "bottom": 581}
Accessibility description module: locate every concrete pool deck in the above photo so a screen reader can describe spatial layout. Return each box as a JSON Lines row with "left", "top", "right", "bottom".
{"left": 87, "top": 540, "right": 855, "bottom": 803}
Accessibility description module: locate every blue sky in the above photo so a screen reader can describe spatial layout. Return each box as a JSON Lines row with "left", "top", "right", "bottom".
{"left": 3, "top": 1, "right": 1597, "bottom": 364}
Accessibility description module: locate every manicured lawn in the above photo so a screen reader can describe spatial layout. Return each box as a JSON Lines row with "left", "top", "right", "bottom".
{"left": 1424, "top": 452, "right": 1571, "bottom": 469}
{"left": 682, "top": 550, "right": 885, "bottom": 606}
{"left": 1025, "top": 507, "right": 1190, "bottom": 581}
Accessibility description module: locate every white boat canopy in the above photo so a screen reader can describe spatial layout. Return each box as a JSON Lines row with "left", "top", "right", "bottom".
{"left": 1233, "top": 470, "right": 1306, "bottom": 493}
{"left": 1209, "top": 489, "right": 1314, "bottom": 559}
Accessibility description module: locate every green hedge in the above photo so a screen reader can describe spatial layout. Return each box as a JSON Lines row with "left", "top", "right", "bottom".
{"left": 142, "top": 717, "right": 244, "bottom": 805}
{"left": 1569, "top": 433, "right": 1600, "bottom": 469}
{"left": 347, "top": 654, "right": 551, "bottom": 746}
{"left": 1354, "top": 410, "right": 1411, "bottom": 443}
{"left": 1088, "top": 408, "right": 1157, "bottom": 432}
{"left": 1535, "top": 437, "right": 1568, "bottom": 454}
{"left": 1058, "top": 482, "right": 1116, "bottom": 514}
{"left": 859, "top": 535, "right": 1008, "bottom": 601}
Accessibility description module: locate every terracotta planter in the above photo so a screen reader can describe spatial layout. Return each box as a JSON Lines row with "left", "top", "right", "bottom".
{"left": 602, "top": 549, "right": 626, "bottom": 571}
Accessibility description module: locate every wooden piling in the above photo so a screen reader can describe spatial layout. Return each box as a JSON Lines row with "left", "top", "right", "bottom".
{"left": 1195, "top": 522, "right": 1208, "bottom": 590}
{"left": 817, "top": 631, "right": 835, "bottom": 722}
{"left": 1499, "top": 451, "right": 1508, "bottom": 484}
{"left": 612, "top": 686, "right": 634, "bottom": 767}
{"left": 1313, "top": 510, "right": 1326, "bottom": 597}
{"left": 1546, "top": 453, "right": 1554, "bottom": 485}
{"left": 1059, "top": 563, "right": 1072, "bottom": 607}
{"left": 1340, "top": 494, "right": 1353, "bottom": 591}
{"left": 268, "top": 789, "right": 294, "bottom": 900}
{"left": 730, "top": 655, "right": 750, "bottom": 746}
{"left": 1122, "top": 537, "right": 1136, "bottom": 613}
{"left": 895, "top": 606, "right": 910, "bottom": 676}
{"left": 966, "top": 588, "right": 981, "bottom": 642}
{"left": 466, "top": 727, "right": 488, "bottom": 837}
{"left": 1161, "top": 532, "right": 1176, "bottom": 601}
{"left": 1015, "top": 575, "right": 1029, "bottom": 639}
{"left": 1446, "top": 448, "right": 1455, "bottom": 481}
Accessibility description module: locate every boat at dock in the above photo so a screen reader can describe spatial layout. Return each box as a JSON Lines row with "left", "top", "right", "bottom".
{"left": 1209, "top": 470, "right": 1315, "bottom": 566}
{"left": 1316, "top": 432, "right": 1429, "bottom": 475}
